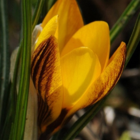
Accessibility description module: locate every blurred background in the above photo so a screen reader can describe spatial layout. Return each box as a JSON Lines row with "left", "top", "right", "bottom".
{"left": 7, "top": 0, "right": 140, "bottom": 139}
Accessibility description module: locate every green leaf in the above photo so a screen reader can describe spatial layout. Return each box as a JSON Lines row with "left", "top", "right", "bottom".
{"left": 9, "top": 0, "right": 32, "bottom": 139}
{"left": 110, "top": 0, "right": 140, "bottom": 43}
{"left": 47, "top": 0, "right": 56, "bottom": 11}
{"left": 32, "top": 0, "right": 46, "bottom": 30}
{"left": 125, "top": 13, "right": 140, "bottom": 66}
{"left": 120, "top": 131, "right": 131, "bottom": 140}
{"left": 61, "top": 98, "right": 106, "bottom": 140}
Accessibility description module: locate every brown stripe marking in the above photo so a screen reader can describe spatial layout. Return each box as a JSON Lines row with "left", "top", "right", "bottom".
{"left": 31, "top": 36, "right": 63, "bottom": 139}
{"left": 91, "top": 43, "right": 126, "bottom": 104}
{"left": 31, "top": 36, "right": 57, "bottom": 99}
{"left": 39, "top": 108, "right": 69, "bottom": 140}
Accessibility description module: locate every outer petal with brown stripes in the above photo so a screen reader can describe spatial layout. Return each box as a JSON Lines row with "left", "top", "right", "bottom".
{"left": 46, "top": 42, "right": 126, "bottom": 133}
{"left": 31, "top": 36, "right": 63, "bottom": 136}
{"left": 38, "top": 42, "right": 126, "bottom": 138}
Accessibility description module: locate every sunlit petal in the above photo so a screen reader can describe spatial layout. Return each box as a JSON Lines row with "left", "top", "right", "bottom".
{"left": 61, "top": 21, "right": 110, "bottom": 71}
{"left": 61, "top": 47, "right": 101, "bottom": 108}
{"left": 63, "top": 42, "right": 126, "bottom": 121}
{"left": 35, "top": 15, "right": 58, "bottom": 50}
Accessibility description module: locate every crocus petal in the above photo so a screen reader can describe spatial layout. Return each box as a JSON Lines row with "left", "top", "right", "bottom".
{"left": 35, "top": 15, "right": 58, "bottom": 50}
{"left": 61, "top": 47, "right": 101, "bottom": 108}
{"left": 61, "top": 21, "right": 110, "bottom": 71}
{"left": 63, "top": 42, "right": 126, "bottom": 122}
{"left": 42, "top": 0, "right": 84, "bottom": 52}
{"left": 31, "top": 36, "right": 63, "bottom": 134}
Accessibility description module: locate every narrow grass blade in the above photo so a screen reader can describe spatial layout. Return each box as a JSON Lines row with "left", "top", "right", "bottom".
{"left": 0, "top": 0, "right": 10, "bottom": 132}
{"left": 110, "top": 0, "right": 140, "bottom": 43}
{"left": 9, "top": 0, "right": 32, "bottom": 139}
{"left": 125, "top": 13, "right": 140, "bottom": 66}
{"left": 32, "top": 0, "right": 46, "bottom": 30}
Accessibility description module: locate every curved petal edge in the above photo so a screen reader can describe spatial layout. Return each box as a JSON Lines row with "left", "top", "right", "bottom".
{"left": 63, "top": 42, "right": 126, "bottom": 124}
{"left": 42, "top": 0, "right": 84, "bottom": 52}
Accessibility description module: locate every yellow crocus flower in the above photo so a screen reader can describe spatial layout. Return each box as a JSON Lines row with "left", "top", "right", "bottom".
{"left": 30, "top": 0, "right": 126, "bottom": 138}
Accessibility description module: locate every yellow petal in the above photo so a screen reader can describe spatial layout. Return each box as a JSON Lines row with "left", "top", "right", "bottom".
{"left": 34, "top": 15, "right": 58, "bottom": 50}
{"left": 61, "top": 47, "right": 101, "bottom": 108}
{"left": 42, "top": 0, "right": 84, "bottom": 52}
{"left": 64, "top": 42, "right": 126, "bottom": 120}
{"left": 31, "top": 36, "right": 63, "bottom": 134}
{"left": 61, "top": 21, "right": 110, "bottom": 71}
